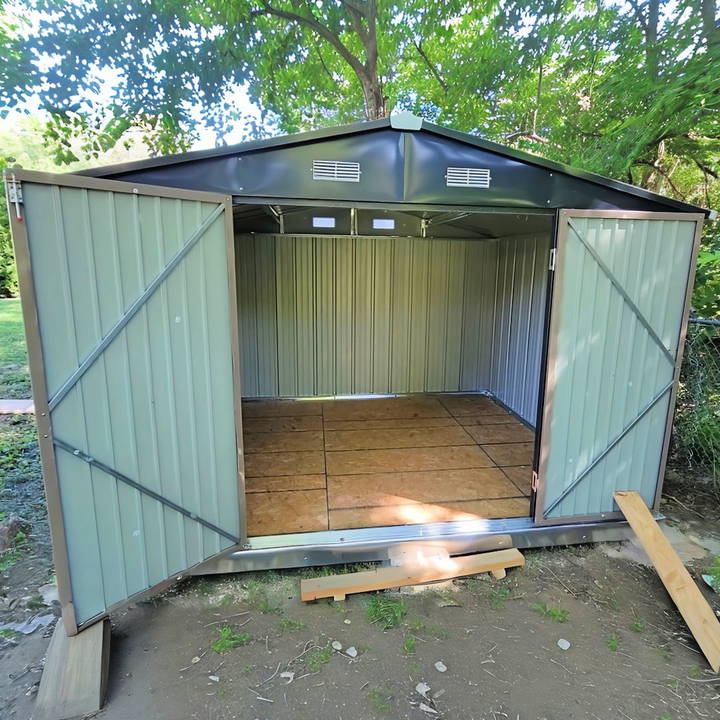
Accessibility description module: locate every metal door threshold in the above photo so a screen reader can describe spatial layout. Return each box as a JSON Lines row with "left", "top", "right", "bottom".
{"left": 195, "top": 516, "right": 634, "bottom": 575}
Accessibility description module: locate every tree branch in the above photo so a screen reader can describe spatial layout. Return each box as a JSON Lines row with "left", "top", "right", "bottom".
{"left": 634, "top": 159, "right": 684, "bottom": 197}
{"left": 414, "top": 41, "right": 447, "bottom": 93}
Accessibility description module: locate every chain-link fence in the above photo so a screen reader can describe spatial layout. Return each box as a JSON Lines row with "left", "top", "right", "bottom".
{"left": 671, "top": 318, "right": 720, "bottom": 485}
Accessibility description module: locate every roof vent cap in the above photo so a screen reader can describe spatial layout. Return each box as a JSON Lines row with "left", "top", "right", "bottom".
{"left": 312, "top": 160, "right": 361, "bottom": 182}
{"left": 445, "top": 167, "right": 491, "bottom": 188}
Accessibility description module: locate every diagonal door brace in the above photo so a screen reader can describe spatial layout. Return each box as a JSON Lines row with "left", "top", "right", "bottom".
{"left": 543, "top": 380, "right": 673, "bottom": 517}
{"left": 567, "top": 219, "right": 676, "bottom": 367}
{"left": 54, "top": 437, "right": 240, "bottom": 544}
{"left": 48, "top": 204, "right": 224, "bottom": 412}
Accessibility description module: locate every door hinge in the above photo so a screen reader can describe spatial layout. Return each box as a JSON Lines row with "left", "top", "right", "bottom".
{"left": 531, "top": 471, "right": 539, "bottom": 492}
{"left": 548, "top": 248, "right": 556, "bottom": 271}
{"left": 6, "top": 177, "right": 23, "bottom": 221}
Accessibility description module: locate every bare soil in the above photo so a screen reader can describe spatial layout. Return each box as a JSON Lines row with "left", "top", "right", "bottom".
{"left": 1, "top": 451, "right": 720, "bottom": 720}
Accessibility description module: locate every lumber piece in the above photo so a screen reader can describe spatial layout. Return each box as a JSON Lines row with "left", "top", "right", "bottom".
{"left": 614, "top": 491, "right": 720, "bottom": 673}
{"left": 35, "top": 617, "right": 111, "bottom": 720}
{"left": 300, "top": 547, "right": 524, "bottom": 601}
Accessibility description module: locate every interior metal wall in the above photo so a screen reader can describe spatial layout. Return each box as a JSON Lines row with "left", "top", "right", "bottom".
{"left": 236, "top": 232, "right": 549, "bottom": 423}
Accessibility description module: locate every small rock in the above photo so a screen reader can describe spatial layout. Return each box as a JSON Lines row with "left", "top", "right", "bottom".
{"left": 344, "top": 618, "right": 351, "bottom": 624}
{"left": 434, "top": 661, "right": 447, "bottom": 673}
{"left": 280, "top": 671, "right": 294, "bottom": 683}
{"left": 345, "top": 646, "right": 358, "bottom": 658}
{"left": 433, "top": 689, "right": 445, "bottom": 699}
{"left": 415, "top": 681, "right": 431, "bottom": 699}
{"left": 419, "top": 702, "right": 438, "bottom": 715}
{"left": 331, "top": 640, "right": 342, "bottom": 651}
{"left": 191, "top": 656, "right": 201, "bottom": 664}
{"left": 557, "top": 638, "right": 571, "bottom": 651}
{"left": 38, "top": 583, "right": 59, "bottom": 606}
{"left": 208, "top": 675, "right": 219, "bottom": 683}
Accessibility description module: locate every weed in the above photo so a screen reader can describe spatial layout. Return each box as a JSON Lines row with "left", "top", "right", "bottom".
{"left": 240, "top": 664, "right": 255, "bottom": 675}
{"left": 367, "top": 689, "right": 393, "bottom": 713}
{"left": 246, "top": 580, "right": 282, "bottom": 614}
{"left": 0, "top": 629, "right": 20, "bottom": 639}
{"left": 0, "top": 531, "right": 28, "bottom": 573}
{"left": 26, "top": 595, "right": 43, "bottom": 610}
{"left": 607, "top": 634, "right": 620, "bottom": 651}
{"left": 405, "top": 616, "right": 448, "bottom": 640}
{"left": 688, "top": 665, "right": 703, "bottom": 679}
{"left": 366, "top": 596, "right": 407, "bottom": 630}
{"left": 706, "top": 556, "right": 720, "bottom": 590}
{"left": 630, "top": 620, "right": 645, "bottom": 633}
{"left": 211, "top": 626, "right": 251, "bottom": 654}
{"left": 531, "top": 603, "right": 569, "bottom": 623}
{"left": 402, "top": 635, "right": 416, "bottom": 654}
{"left": 305, "top": 646, "right": 332, "bottom": 673}
{"left": 484, "top": 585, "right": 513, "bottom": 610}
{"left": 279, "top": 617, "right": 306, "bottom": 632}
{"left": 658, "top": 647, "right": 673, "bottom": 662}
{"left": 218, "top": 594, "right": 234, "bottom": 607}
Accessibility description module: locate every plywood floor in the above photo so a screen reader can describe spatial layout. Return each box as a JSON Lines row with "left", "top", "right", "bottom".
{"left": 242, "top": 394, "right": 534, "bottom": 536}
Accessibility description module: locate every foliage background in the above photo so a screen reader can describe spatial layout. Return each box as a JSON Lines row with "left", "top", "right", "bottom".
{"left": 0, "top": 0, "right": 718, "bottom": 312}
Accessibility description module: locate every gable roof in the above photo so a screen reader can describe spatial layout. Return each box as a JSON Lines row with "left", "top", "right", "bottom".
{"left": 77, "top": 114, "right": 709, "bottom": 216}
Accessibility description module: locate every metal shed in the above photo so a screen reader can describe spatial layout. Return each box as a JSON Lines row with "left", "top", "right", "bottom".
{"left": 5, "top": 112, "right": 709, "bottom": 635}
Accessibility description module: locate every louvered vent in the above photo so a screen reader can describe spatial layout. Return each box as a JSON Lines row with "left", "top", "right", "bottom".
{"left": 445, "top": 167, "right": 491, "bottom": 188}
{"left": 312, "top": 160, "right": 361, "bottom": 182}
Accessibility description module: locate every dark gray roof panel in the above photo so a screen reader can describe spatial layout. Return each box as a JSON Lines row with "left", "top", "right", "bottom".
{"left": 77, "top": 117, "right": 708, "bottom": 215}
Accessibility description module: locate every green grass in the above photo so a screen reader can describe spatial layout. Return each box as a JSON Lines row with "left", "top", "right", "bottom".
{"left": 367, "top": 689, "right": 393, "bottom": 713}
{"left": 0, "top": 298, "right": 30, "bottom": 399}
{"left": 211, "top": 626, "right": 251, "bottom": 654}
{"left": 607, "top": 634, "right": 620, "bottom": 651}
{"left": 279, "top": 617, "right": 306, "bottom": 632}
{"left": 402, "top": 635, "right": 416, "bottom": 654}
{"left": 532, "top": 602, "right": 569, "bottom": 623}
{"left": 630, "top": 620, "right": 645, "bottom": 633}
{"left": 366, "top": 596, "right": 408, "bottom": 630}
{"left": 304, "top": 646, "right": 332, "bottom": 673}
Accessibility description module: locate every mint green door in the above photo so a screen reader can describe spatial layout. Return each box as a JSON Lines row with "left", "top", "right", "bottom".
{"left": 7, "top": 169, "right": 244, "bottom": 632}
{"left": 536, "top": 210, "right": 701, "bottom": 524}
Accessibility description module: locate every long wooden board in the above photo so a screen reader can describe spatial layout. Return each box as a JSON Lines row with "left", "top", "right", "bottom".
{"left": 614, "top": 491, "right": 720, "bottom": 672}
{"left": 300, "top": 548, "right": 524, "bottom": 601}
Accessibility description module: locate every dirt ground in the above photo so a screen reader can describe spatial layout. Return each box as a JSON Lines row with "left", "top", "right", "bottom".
{"left": 1, "top": 449, "right": 720, "bottom": 719}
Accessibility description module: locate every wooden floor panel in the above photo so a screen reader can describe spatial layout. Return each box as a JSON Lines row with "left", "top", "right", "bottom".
{"left": 326, "top": 444, "right": 494, "bottom": 475}
{"left": 244, "top": 430, "right": 324, "bottom": 454}
{"left": 243, "top": 416, "right": 323, "bottom": 433}
{"left": 247, "top": 489, "right": 328, "bottom": 534}
{"left": 244, "top": 450, "right": 325, "bottom": 478}
{"left": 329, "top": 497, "right": 529, "bottom": 530}
{"left": 482, "top": 442, "right": 534, "bottom": 466}
{"left": 322, "top": 397, "right": 449, "bottom": 421}
{"left": 465, "top": 424, "right": 534, "bottom": 445}
{"left": 324, "top": 416, "right": 459, "bottom": 431}
{"left": 324, "top": 426, "right": 473, "bottom": 451}
{"left": 241, "top": 394, "right": 535, "bottom": 536}
{"left": 327, "top": 468, "right": 520, "bottom": 509}
{"left": 246, "top": 474, "right": 327, "bottom": 493}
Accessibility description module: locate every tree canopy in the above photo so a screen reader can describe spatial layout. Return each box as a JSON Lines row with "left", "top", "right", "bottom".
{"left": 1, "top": 0, "right": 719, "bottom": 311}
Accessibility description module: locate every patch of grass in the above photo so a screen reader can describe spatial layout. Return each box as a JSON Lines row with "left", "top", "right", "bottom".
{"left": 405, "top": 617, "right": 448, "bottom": 640}
{"left": 706, "top": 556, "right": 720, "bottom": 590}
{"left": 0, "top": 298, "right": 30, "bottom": 399}
{"left": 687, "top": 665, "right": 703, "bottom": 679}
{"left": 630, "top": 620, "right": 645, "bottom": 633}
{"left": 0, "top": 629, "right": 20, "bottom": 639}
{"left": 607, "top": 634, "right": 620, "bottom": 651}
{"left": 402, "top": 635, "right": 416, "bottom": 654}
{"left": 367, "top": 688, "right": 393, "bottom": 714}
{"left": 531, "top": 602, "right": 569, "bottom": 623}
{"left": 366, "top": 596, "right": 407, "bottom": 630}
{"left": 245, "top": 580, "right": 282, "bottom": 614}
{"left": 658, "top": 647, "right": 673, "bottom": 662}
{"left": 305, "top": 646, "right": 332, "bottom": 673}
{"left": 211, "top": 626, "right": 251, "bottom": 654}
{"left": 279, "top": 617, "right": 306, "bottom": 632}
{"left": 0, "top": 415, "right": 40, "bottom": 493}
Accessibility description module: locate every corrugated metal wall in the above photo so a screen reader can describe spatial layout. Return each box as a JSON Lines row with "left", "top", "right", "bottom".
{"left": 23, "top": 181, "right": 240, "bottom": 625}
{"left": 540, "top": 216, "right": 697, "bottom": 519}
{"left": 236, "top": 232, "right": 550, "bottom": 423}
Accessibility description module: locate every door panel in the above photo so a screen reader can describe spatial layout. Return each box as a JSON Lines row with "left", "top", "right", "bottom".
{"left": 536, "top": 210, "right": 701, "bottom": 524}
{"left": 7, "top": 170, "right": 244, "bottom": 632}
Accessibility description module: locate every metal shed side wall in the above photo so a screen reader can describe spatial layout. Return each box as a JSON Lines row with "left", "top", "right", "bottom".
{"left": 20, "top": 181, "right": 241, "bottom": 625}
{"left": 235, "top": 233, "right": 548, "bottom": 423}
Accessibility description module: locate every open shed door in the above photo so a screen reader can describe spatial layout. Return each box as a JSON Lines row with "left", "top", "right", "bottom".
{"left": 536, "top": 210, "right": 702, "bottom": 525}
{"left": 6, "top": 169, "right": 244, "bottom": 633}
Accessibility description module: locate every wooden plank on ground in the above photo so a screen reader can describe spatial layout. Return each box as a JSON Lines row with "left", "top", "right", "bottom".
{"left": 35, "top": 617, "right": 111, "bottom": 720}
{"left": 614, "top": 491, "right": 720, "bottom": 673}
{"left": 300, "top": 548, "right": 524, "bottom": 601}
